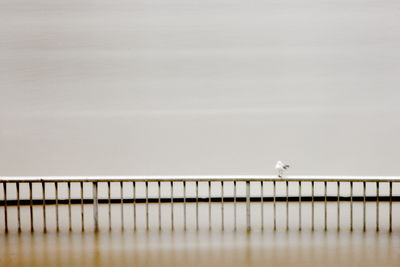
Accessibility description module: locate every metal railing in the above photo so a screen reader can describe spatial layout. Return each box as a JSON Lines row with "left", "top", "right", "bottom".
{"left": 0, "top": 176, "right": 399, "bottom": 233}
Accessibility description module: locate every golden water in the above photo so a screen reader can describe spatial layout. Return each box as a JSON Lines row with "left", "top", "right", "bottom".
{"left": 1, "top": 203, "right": 400, "bottom": 266}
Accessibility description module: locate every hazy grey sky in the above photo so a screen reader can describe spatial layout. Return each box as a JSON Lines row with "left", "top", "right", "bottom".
{"left": 0, "top": 0, "right": 399, "bottom": 176}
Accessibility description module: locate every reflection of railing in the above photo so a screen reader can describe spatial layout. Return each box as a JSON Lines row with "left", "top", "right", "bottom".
{"left": 1, "top": 176, "right": 399, "bottom": 233}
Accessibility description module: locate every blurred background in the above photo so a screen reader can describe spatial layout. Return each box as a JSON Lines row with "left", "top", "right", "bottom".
{"left": 0, "top": 0, "right": 399, "bottom": 176}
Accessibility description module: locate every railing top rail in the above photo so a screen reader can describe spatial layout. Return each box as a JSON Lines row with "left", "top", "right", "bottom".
{"left": 0, "top": 176, "right": 399, "bottom": 183}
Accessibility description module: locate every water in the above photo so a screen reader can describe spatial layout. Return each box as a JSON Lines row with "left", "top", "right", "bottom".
{"left": 1, "top": 203, "right": 400, "bottom": 266}
{"left": 1, "top": 0, "right": 400, "bottom": 176}
{"left": 2, "top": 231, "right": 400, "bottom": 267}
{"left": 2, "top": 202, "right": 400, "bottom": 266}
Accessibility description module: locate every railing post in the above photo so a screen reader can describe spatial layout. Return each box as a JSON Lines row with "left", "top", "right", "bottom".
{"left": 171, "top": 181, "right": 174, "bottom": 231}
{"left": 145, "top": 181, "right": 149, "bottom": 231}
{"left": 108, "top": 182, "right": 111, "bottom": 231}
{"left": 298, "top": 181, "right": 301, "bottom": 231}
{"left": 311, "top": 181, "right": 314, "bottom": 231}
{"left": 286, "top": 181, "right": 289, "bottom": 231}
{"left": 337, "top": 182, "right": 340, "bottom": 231}
{"left": 3, "top": 182, "right": 7, "bottom": 233}
{"left": 196, "top": 181, "right": 199, "bottom": 231}
{"left": 246, "top": 181, "right": 251, "bottom": 232}
{"left": 208, "top": 181, "right": 211, "bottom": 231}
{"left": 363, "top": 181, "right": 366, "bottom": 232}
{"left": 221, "top": 181, "right": 224, "bottom": 231}
{"left": 324, "top": 181, "right": 327, "bottom": 231}
{"left": 29, "top": 182, "right": 33, "bottom": 232}
{"left": 81, "top": 182, "right": 84, "bottom": 232}
{"left": 350, "top": 181, "right": 353, "bottom": 232}
{"left": 121, "top": 182, "right": 124, "bottom": 231}
{"left": 16, "top": 182, "right": 21, "bottom": 233}
{"left": 133, "top": 182, "right": 136, "bottom": 231}
{"left": 261, "top": 181, "right": 264, "bottom": 231}
{"left": 234, "top": 181, "right": 237, "bottom": 231}
{"left": 158, "top": 181, "right": 162, "bottom": 231}
{"left": 376, "top": 182, "right": 379, "bottom": 232}
{"left": 42, "top": 182, "right": 47, "bottom": 233}
{"left": 389, "top": 182, "right": 392, "bottom": 233}
{"left": 93, "top": 182, "right": 99, "bottom": 232}
{"left": 68, "top": 182, "right": 71, "bottom": 232}
{"left": 273, "top": 181, "right": 276, "bottom": 231}
{"left": 55, "top": 182, "right": 59, "bottom": 232}
{"left": 183, "top": 181, "right": 186, "bottom": 231}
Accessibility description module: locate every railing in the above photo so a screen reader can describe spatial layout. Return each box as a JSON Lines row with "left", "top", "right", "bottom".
{"left": 1, "top": 176, "right": 399, "bottom": 233}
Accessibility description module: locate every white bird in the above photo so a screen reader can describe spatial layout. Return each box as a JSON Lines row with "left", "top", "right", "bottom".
{"left": 275, "top": 161, "right": 290, "bottom": 178}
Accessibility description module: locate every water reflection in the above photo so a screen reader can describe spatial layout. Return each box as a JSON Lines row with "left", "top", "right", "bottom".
{"left": 1, "top": 229, "right": 399, "bottom": 267}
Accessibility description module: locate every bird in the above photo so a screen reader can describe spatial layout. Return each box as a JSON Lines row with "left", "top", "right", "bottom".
{"left": 275, "top": 161, "right": 290, "bottom": 178}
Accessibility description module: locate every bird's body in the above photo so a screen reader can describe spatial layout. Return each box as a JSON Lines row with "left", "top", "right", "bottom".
{"left": 275, "top": 161, "right": 290, "bottom": 177}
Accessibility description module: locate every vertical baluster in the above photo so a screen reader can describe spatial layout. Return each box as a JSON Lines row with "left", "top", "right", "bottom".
{"left": 286, "top": 181, "right": 289, "bottom": 231}
{"left": 196, "top": 181, "right": 199, "bottom": 231}
{"left": 246, "top": 181, "right": 251, "bottom": 232}
{"left": 363, "top": 181, "right": 366, "bottom": 232}
{"left": 273, "top": 181, "right": 276, "bottom": 231}
{"left": 3, "top": 182, "right": 7, "bottom": 233}
{"left": 299, "top": 181, "right": 301, "bottom": 231}
{"left": 389, "top": 182, "right": 392, "bottom": 233}
{"left": 324, "top": 181, "right": 327, "bottom": 231}
{"left": 133, "top": 182, "right": 136, "bottom": 231}
{"left": 261, "top": 181, "right": 264, "bottom": 231}
{"left": 350, "top": 181, "right": 353, "bottom": 232}
{"left": 121, "top": 182, "right": 124, "bottom": 231}
{"left": 93, "top": 182, "right": 99, "bottom": 232}
{"left": 29, "top": 182, "right": 33, "bottom": 232}
{"left": 146, "top": 181, "right": 149, "bottom": 231}
{"left": 108, "top": 182, "right": 111, "bottom": 231}
{"left": 42, "top": 182, "right": 47, "bottom": 233}
{"left": 158, "top": 181, "right": 162, "bottom": 231}
{"left": 81, "top": 182, "right": 84, "bottom": 232}
{"left": 55, "top": 182, "right": 59, "bottom": 232}
{"left": 234, "top": 181, "right": 237, "bottom": 231}
{"left": 376, "top": 182, "right": 379, "bottom": 232}
{"left": 171, "top": 181, "right": 174, "bottom": 231}
{"left": 16, "top": 182, "right": 21, "bottom": 233}
{"left": 221, "top": 181, "right": 224, "bottom": 231}
{"left": 311, "top": 181, "right": 314, "bottom": 231}
{"left": 183, "top": 181, "right": 187, "bottom": 231}
{"left": 337, "top": 181, "right": 340, "bottom": 231}
{"left": 68, "top": 182, "right": 71, "bottom": 232}
{"left": 208, "top": 181, "right": 211, "bottom": 231}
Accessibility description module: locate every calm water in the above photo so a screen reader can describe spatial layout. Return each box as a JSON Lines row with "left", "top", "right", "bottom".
{"left": 1, "top": 230, "right": 400, "bottom": 267}
{"left": 1, "top": 0, "right": 400, "bottom": 176}
{"left": 1, "top": 203, "right": 400, "bottom": 266}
